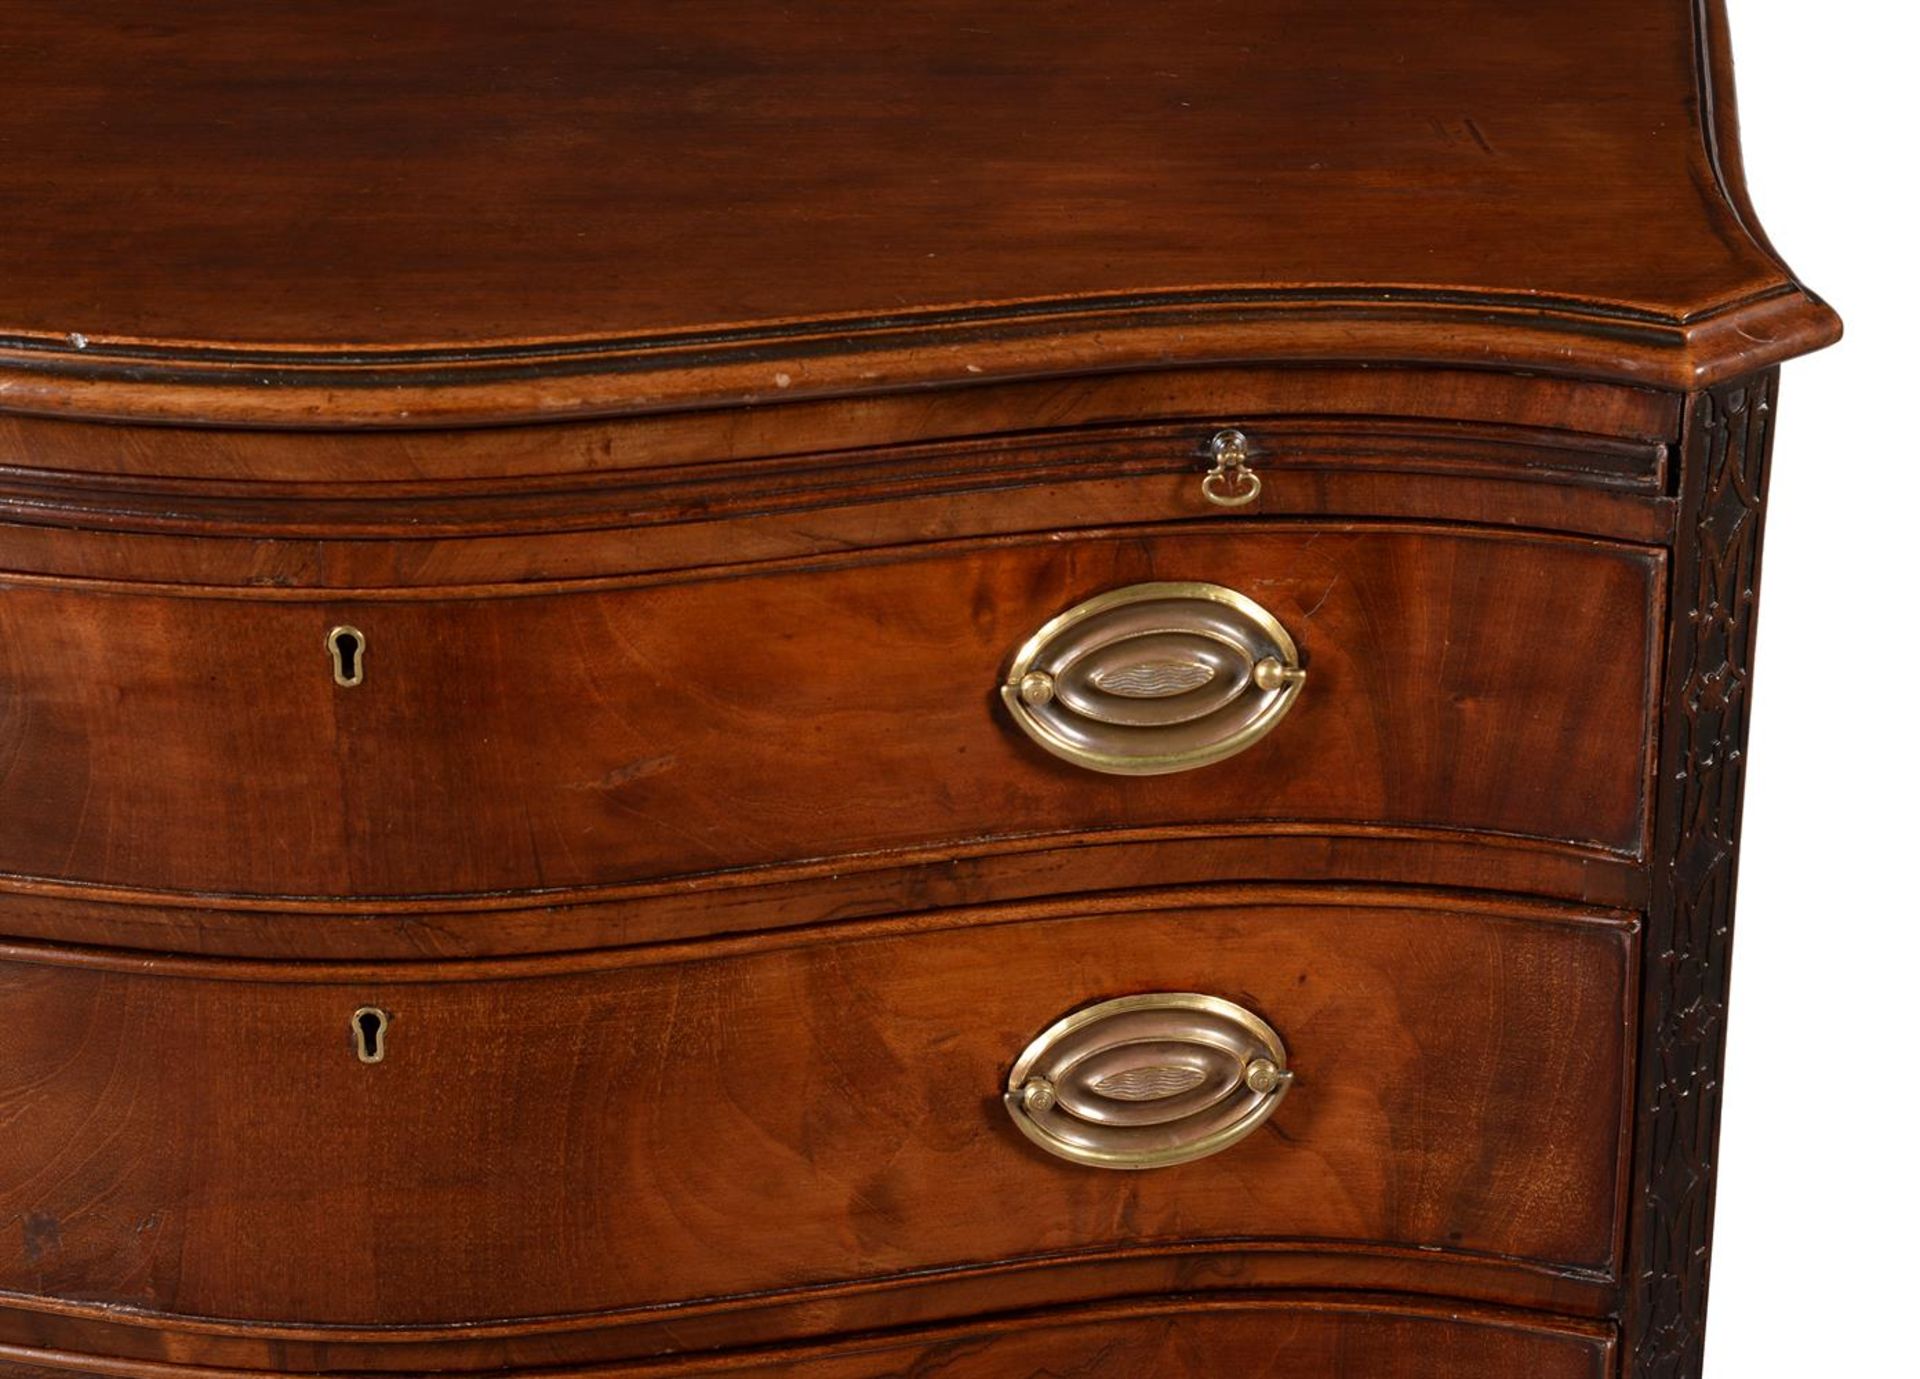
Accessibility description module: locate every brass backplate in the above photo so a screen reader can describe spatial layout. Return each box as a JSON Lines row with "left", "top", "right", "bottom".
{"left": 1000, "top": 582, "right": 1305, "bottom": 775}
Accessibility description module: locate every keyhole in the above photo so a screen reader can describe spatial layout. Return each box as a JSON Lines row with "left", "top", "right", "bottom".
{"left": 352, "top": 1006, "right": 390, "bottom": 1064}
{"left": 328, "top": 626, "right": 365, "bottom": 687}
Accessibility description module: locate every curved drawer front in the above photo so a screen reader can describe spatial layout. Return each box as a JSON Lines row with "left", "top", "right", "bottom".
{"left": 0, "top": 896, "right": 1634, "bottom": 1327}
{"left": 0, "top": 1301, "right": 1612, "bottom": 1379}
{"left": 0, "top": 527, "right": 1659, "bottom": 898}
{"left": 634, "top": 1301, "right": 1614, "bottom": 1378}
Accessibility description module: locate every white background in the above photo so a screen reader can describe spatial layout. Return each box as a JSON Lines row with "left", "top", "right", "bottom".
{"left": 1710, "top": 3, "right": 1915, "bottom": 1373}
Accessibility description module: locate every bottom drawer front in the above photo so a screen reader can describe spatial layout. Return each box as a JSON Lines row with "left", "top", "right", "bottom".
{"left": 667, "top": 1300, "right": 1615, "bottom": 1378}
{"left": 0, "top": 1300, "right": 1615, "bottom": 1379}
{"left": 0, "top": 894, "right": 1634, "bottom": 1327}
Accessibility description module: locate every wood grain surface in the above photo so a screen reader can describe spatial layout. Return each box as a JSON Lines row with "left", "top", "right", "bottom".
{"left": 0, "top": 374, "right": 1680, "bottom": 595}
{"left": 0, "top": 526, "right": 1660, "bottom": 899}
{"left": 0, "top": 1297, "right": 1616, "bottom": 1379}
{"left": 0, "top": 0, "right": 1839, "bottom": 1372}
{"left": 0, "top": 892, "right": 1635, "bottom": 1330}
{"left": 0, "top": 0, "right": 1835, "bottom": 423}
{"left": 0, "top": 829, "right": 1645, "bottom": 963}
{"left": 0, "top": 368, "right": 1681, "bottom": 486}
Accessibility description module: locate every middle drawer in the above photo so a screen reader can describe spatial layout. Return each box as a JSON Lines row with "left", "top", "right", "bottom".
{"left": 0, "top": 890, "right": 1636, "bottom": 1330}
{"left": 0, "top": 524, "right": 1662, "bottom": 899}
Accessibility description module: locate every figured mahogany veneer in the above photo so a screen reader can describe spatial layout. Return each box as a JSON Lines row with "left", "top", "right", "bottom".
{"left": 0, "top": 893, "right": 1632, "bottom": 1334}
{"left": 0, "top": 1300, "right": 1615, "bottom": 1379}
{"left": 0, "top": 0, "right": 1834, "bottom": 420}
{"left": 0, "top": 526, "right": 1659, "bottom": 900}
{"left": 0, "top": 2, "right": 1834, "bottom": 1377}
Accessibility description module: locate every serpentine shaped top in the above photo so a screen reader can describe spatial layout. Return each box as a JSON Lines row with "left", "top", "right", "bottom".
{"left": 0, "top": 0, "right": 1836, "bottom": 425}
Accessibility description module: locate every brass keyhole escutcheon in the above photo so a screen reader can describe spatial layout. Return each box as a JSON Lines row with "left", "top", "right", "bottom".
{"left": 352, "top": 1007, "right": 390, "bottom": 1064}
{"left": 328, "top": 625, "right": 366, "bottom": 687}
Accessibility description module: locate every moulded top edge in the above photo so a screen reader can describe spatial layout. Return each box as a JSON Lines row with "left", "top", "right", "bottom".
{"left": 0, "top": 0, "right": 1838, "bottom": 429}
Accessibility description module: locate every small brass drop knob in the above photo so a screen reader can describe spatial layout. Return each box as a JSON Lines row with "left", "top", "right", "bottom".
{"left": 1018, "top": 671, "right": 1056, "bottom": 706}
{"left": 1245, "top": 1058, "right": 1286, "bottom": 1094}
{"left": 1021, "top": 1077, "right": 1057, "bottom": 1113}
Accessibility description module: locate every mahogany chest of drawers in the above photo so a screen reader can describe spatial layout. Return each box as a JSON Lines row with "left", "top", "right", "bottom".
{"left": 0, "top": 3, "right": 1837, "bottom": 1377}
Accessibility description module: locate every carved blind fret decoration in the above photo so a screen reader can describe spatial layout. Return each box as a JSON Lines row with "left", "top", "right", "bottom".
{"left": 1628, "top": 370, "right": 1778, "bottom": 1379}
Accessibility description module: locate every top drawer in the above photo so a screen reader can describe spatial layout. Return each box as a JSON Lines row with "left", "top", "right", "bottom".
{"left": 0, "top": 524, "right": 1659, "bottom": 899}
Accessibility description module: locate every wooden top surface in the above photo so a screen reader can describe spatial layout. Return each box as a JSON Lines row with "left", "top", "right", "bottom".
{"left": 0, "top": 0, "right": 1836, "bottom": 426}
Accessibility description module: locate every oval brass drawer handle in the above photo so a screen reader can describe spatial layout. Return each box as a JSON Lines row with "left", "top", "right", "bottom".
{"left": 1000, "top": 581, "right": 1305, "bottom": 775}
{"left": 1005, "top": 993, "right": 1294, "bottom": 1170}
